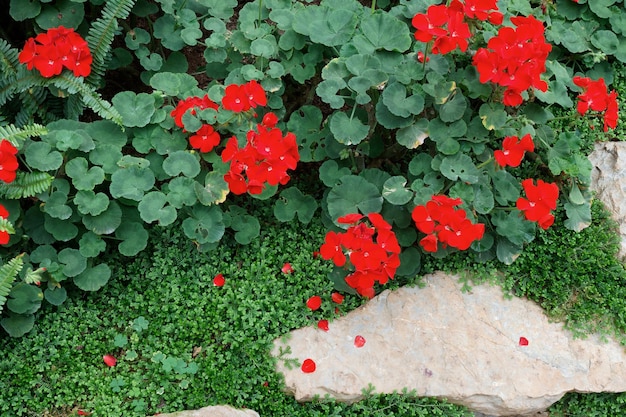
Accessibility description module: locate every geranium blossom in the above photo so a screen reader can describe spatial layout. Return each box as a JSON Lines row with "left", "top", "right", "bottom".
{"left": 412, "top": 195, "right": 485, "bottom": 252}
{"left": 189, "top": 124, "right": 221, "bottom": 153}
{"left": 320, "top": 213, "right": 400, "bottom": 298}
{"left": 0, "top": 204, "right": 11, "bottom": 245}
{"left": 516, "top": 179, "right": 559, "bottom": 229}
{"left": 18, "top": 26, "right": 92, "bottom": 77}
{"left": 573, "top": 76, "right": 619, "bottom": 131}
{"left": 494, "top": 134, "right": 535, "bottom": 168}
{"left": 170, "top": 95, "right": 219, "bottom": 129}
{"left": 222, "top": 80, "right": 267, "bottom": 112}
{"left": 306, "top": 295, "right": 322, "bottom": 311}
{"left": 0, "top": 140, "right": 19, "bottom": 183}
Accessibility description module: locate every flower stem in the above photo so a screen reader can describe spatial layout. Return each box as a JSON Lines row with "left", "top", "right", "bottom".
{"left": 371, "top": 0, "right": 376, "bottom": 13}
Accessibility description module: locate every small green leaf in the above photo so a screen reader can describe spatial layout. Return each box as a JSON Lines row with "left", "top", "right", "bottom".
{"left": 138, "top": 192, "right": 177, "bottom": 226}
{"left": 439, "top": 153, "right": 480, "bottom": 184}
{"left": 150, "top": 72, "right": 199, "bottom": 97}
{"left": 36, "top": 0, "right": 84, "bottom": 29}
{"left": 74, "top": 191, "right": 109, "bottom": 216}
{"left": 229, "top": 213, "right": 260, "bottom": 245}
{"left": 73, "top": 264, "right": 111, "bottom": 292}
{"left": 44, "top": 287, "right": 67, "bottom": 306}
{"left": 479, "top": 102, "right": 508, "bottom": 130}
{"left": 25, "top": 142, "right": 63, "bottom": 172}
{"left": 10, "top": 0, "right": 40, "bottom": 21}
{"left": 439, "top": 91, "right": 467, "bottom": 122}
{"left": 495, "top": 236, "right": 523, "bottom": 265}
{"left": 319, "top": 160, "right": 351, "bottom": 187}
{"left": 79, "top": 231, "right": 106, "bottom": 258}
{"left": 182, "top": 206, "right": 225, "bottom": 244}
{"left": 112, "top": 92, "right": 156, "bottom": 128}
{"left": 382, "top": 176, "right": 413, "bottom": 205}
{"left": 564, "top": 201, "right": 591, "bottom": 232}
{"left": 329, "top": 112, "right": 369, "bottom": 145}
{"left": 473, "top": 183, "right": 494, "bottom": 214}
{"left": 396, "top": 247, "right": 421, "bottom": 277}
{"left": 327, "top": 175, "right": 383, "bottom": 224}
{"left": 7, "top": 285, "right": 42, "bottom": 314}
{"left": 114, "top": 221, "right": 148, "bottom": 256}
{"left": 396, "top": 120, "right": 429, "bottom": 149}
{"left": 382, "top": 82, "right": 424, "bottom": 118}
{"left": 195, "top": 172, "right": 229, "bottom": 206}
{"left": 492, "top": 211, "right": 535, "bottom": 246}
{"left": 251, "top": 36, "right": 278, "bottom": 58}
{"left": 163, "top": 151, "right": 201, "bottom": 178}
{"left": 110, "top": 167, "right": 156, "bottom": 201}
{"left": 273, "top": 187, "right": 318, "bottom": 223}
{"left": 114, "top": 334, "right": 129, "bottom": 348}
{"left": 65, "top": 158, "right": 105, "bottom": 191}
{"left": 1, "top": 314, "right": 35, "bottom": 337}
{"left": 82, "top": 201, "right": 122, "bottom": 235}
{"left": 42, "top": 191, "right": 72, "bottom": 220}
{"left": 58, "top": 248, "right": 87, "bottom": 278}
{"left": 44, "top": 216, "right": 78, "bottom": 242}
{"left": 352, "top": 11, "right": 412, "bottom": 53}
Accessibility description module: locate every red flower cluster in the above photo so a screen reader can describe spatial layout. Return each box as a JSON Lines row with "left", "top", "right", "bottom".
{"left": 494, "top": 134, "right": 534, "bottom": 168}
{"left": 221, "top": 112, "right": 299, "bottom": 195}
{"left": 573, "top": 76, "right": 619, "bottom": 131}
{"left": 412, "top": 195, "right": 485, "bottom": 253}
{"left": 0, "top": 204, "right": 10, "bottom": 245}
{"left": 412, "top": 0, "right": 502, "bottom": 55}
{"left": 18, "top": 26, "right": 92, "bottom": 78}
{"left": 320, "top": 213, "right": 400, "bottom": 299}
{"left": 516, "top": 179, "right": 559, "bottom": 230}
{"left": 472, "top": 16, "right": 551, "bottom": 106}
{"left": 222, "top": 80, "right": 267, "bottom": 112}
{"left": 170, "top": 95, "right": 219, "bottom": 130}
{"left": 0, "top": 140, "right": 19, "bottom": 183}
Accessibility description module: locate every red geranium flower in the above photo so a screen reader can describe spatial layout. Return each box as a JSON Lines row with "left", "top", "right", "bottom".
{"left": 243, "top": 80, "right": 267, "bottom": 108}
{"left": 189, "top": 124, "right": 221, "bottom": 153}
{"left": 331, "top": 292, "right": 344, "bottom": 304}
{"left": 320, "top": 231, "right": 347, "bottom": 267}
{"left": 0, "top": 140, "right": 19, "bottom": 183}
{"left": 516, "top": 179, "right": 559, "bottom": 230}
{"left": 306, "top": 295, "right": 322, "bottom": 311}
{"left": 281, "top": 262, "right": 294, "bottom": 274}
{"left": 171, "top": 95, "right": 219, "bottom": 129}
{"left": 317, "top": 319, "right": 329, "bottom": 331}
{"left": 494, "top": 134, "right": 535, "bottom": 168}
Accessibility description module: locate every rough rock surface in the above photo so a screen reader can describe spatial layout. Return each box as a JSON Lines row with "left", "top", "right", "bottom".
{"left": 589, "top": 141, "right": 626, "bottom": 258}
{"left": 273, "top": 271, "right": 626, "bottom": 416}
{"left": 152, "top": 405, "right": 259, "bottom": 417}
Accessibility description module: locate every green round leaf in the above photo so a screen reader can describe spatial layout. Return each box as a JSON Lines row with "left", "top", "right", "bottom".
{"left": 110, "top": 167, "right": 156, "bottom": 201}
{"left": 74, "top": 191, "right": 110, "bottom": 216}
{"left": 10, "top": 0, "right": 40, "bottom": 21}
{"left": 79, "top": 231, "right": 106, "bottom": 258}
{"left": 396, "top": 247, "right": 421, "bottom": 277}
{"left": 439, "top": 91, "right": 467, "bottom": 122}
{"left": 149, "top": 72, "right": 199, "bottom": 97}
{"left": 382, "top": 176, "right": 413, "bottom": 205}
{"left": 251, "top": 36, "right": 278, "bottom": 58}
{"left": 138, "top": 191, "right": 177, "bottom": 226}
{"left": 7, "top": 285, "right": 43, "bottom": 314}
{"left": 25, "top": 142, "right": 63, "bottom": 172}
{"left": 116, "top": 222, "right": 149, "bottom": 256}
{"left": 319, "top": 160, "right": 352, "bottom": 188}
{"left": 58, "top": 248, "right": 87, "bottom": 278}
{"left": 35, "top": 0, "right": 84, "bottom": 29}
{"left": 382, "top": 82, "right": 424, "bottom": 118}
{"left": 273, "top": 187, "right": 318, "bottom": 224}
{"left": 163, "top": 151, "right": 201, "bottom": 178}
{"left": 182, "top": 206, "right": 225, "bottom": 244}
{"left": 473, "top": 183, "right": 495, "bottom": 214}
{"left": 44, "top": 287, "right": 67, "bottom": 306}
{"left": 112, "top": 92, "right": 156, "bottom": 128}
{"left": 352, "top": 11, "right": 412, "bottom": 53}
{"left": 439, "top": 153, "right": 480, "bottom": 184}
{"left": 327, "top": 175, "right": 383, "bottom": 224}
{"left": 42, "top": 191, "right": 72, "bottom": 220}
{"left": 1, "top": 314, "right": 35, "bottom": 338}
{"left": 329, "top": 111, "right": 369, "bottom": 145}
{"left": 230, "top": 214, "right": 260, "bottom": 245}
{"left": 73, "top": 264, "right": 111, "bottom": 292}
{"left": 44, "top": 215, "right": 78, "bottom": 242}
{"left": 66, "top": 158, "right": 106, "bottom": 191}
{"left": 195, "top": 172, "right": 229, "bottom": 206}
{"left": 167, "top": 177, "right": 198, "bottom": 208}
{"left": 82, "top": 201, "right": 122, "bottom": 235}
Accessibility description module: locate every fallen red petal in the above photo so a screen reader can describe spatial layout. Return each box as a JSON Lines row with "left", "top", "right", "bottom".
{"left": 317, "top": 319, "right": 329, "bottom": 331}
{"left": 519, "top": 337, "right": 529, "bottom": 346}
{"left": 306, "top": 295, "right": 322, "bottom": 311}
{"left": 213, "top": 273, "right": 225, "bottom": 287}
{"left": 354, "top": 335, "right": 366, "bottom": 348}
{"left": 102, "top": 354, "right": 117, "bottom": 367}
{"left": 281, "top": 262, "right": 294, "bottom": 274}
{"left": 77, "top": 411, "right": 91, "bottom": 416}
{"left": 331, "top": 292, "right": 344, "bottom": 304}
{"left": 301, "top": 358, "right": 316, "bottom": 373}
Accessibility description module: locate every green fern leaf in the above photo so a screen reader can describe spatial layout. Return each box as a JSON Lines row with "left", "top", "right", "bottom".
{"left": 0, "top": 123, "right": 47, "bottom": 147}
{"left": 0, "top": 38, "right": 20, "bottom": 76}
{"left": 85, "top": 0, "right": 137, "bottom": 87}
{"left": 0, "top": 171, "right": 54, "bottom": 199}
{"left": 0, "top": 254, "right": 24, "bottom": 313}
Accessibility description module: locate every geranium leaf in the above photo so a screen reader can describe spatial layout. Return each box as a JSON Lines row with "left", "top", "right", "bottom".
{"left": 82, "top": 201, "right": 122, "bottom": 235}
{"left": 229, "top": 213, "right": 260, "bottom": 245}
{"left": 162, "top": 151, "right": 201, "bottom": 178}
{"left": 1, "top": 314, "right": 35, "bottom": 338}
{"left": 42, "top": 191, "right": 72, "bottom": 220}
{"left": 79, "top": 231, "right": 106, "bottom": 258}
{"left": 329, "top": 111, "right": 369, "bottom": 145}
{"left": 495, "top": 236, "right": 523, "bottom": 265}
{"left": 112, "top": 92, "right": 156, "bottom": 128}
{"left": 439, "top": 153, "right": 480, "bottom": 184}
{"left": 25, "top": 142, "right": 63, "bottom": 172}
{"left": 396, "top": 247, "right": 421, "bottom": 277}
{"left": 44, "top": 287, "right": 67, "bottom": 306}
{"left": 116, "top": 222, "right": 149, "bottom": 256}
{"left": 564, "top": 201, "right": 592, "bottom": 232}
{"left": 138, "top": 191, "right": 177, "bottom": 226}
{"left": 110, "top": 167, "right": 156, "bottom": 201}
{"left": 7, "top": 285, "right": 42, "bottom": 314}
{"left": 273, "top": 187, "right": 318, "bottom": 224}
{"left": 352, "top": 11, "right": 412, "bottom": 53}
{"left": 182, "top": 206, "right": 225, "bottom": 244}
{"left": 396, "top": 120, "right": 429, "bottom": 149}
{"left": 327, "top": 175, "right": 382, "bottom": 223}
{"left": 319, "top": 160, "right": 351, "bottom": 187}
{"left": 166, "top": 177, "right": 198, "bottom": 208}
{"left": 65, "top": 158, "right": 105, "bottom": 191}
{"left": 74, "top": 190, "right": 109, "bottom": 216}
{"left": 35, "top": 0, "right": 84, "bottom": 29}
{"left": 73, "top": 264, "right": 111, "bottom": 292}
{"left": 195, "top": 172, "right": 229, "bottom": 206}
{"left": 382, "top": 176, "right": 413, "bottom": 205}
{"left": 58, "top": 248, "right": 86, "bottom": 278}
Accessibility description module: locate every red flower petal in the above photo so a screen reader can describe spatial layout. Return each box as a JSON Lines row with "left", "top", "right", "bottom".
{"left": 213, "top": 273, "right": 225, "bottom": 287}
{"left": 301, "top": 358, "right": 316, "bottom": 373}
{"left": 306, "top": 295, "right": 322, "bottom": 311}
{"left": 519, "top": 336, "right": 529, "bottom": 346}
{"left": 317, "top": 319, "right": 329, "bottom": 331}
{"left": 77, "top": 410, "right": 91, "bottom": 416}
{"left": 281, "top": 262, "right": 294, "bottom": 274}
{"left": 331, "top": 292, "right": 344, "bottom": 304}
{"left": 354, "top": 335, "right": 366, "bottom": 348}
{"left": 102, "top": 354, "right": 117, "bottom": 367}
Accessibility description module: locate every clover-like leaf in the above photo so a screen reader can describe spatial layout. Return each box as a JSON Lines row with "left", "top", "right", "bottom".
{"left": 44, "top": 215, "right": 78, "bottom": 242}
{"left": 274, "top": 187, "right": 318, "bottom": 224}
{"left": 327, "top": 175, "right": 383, "bottom": 224}
{"left": 329, "top": 111, "right": 369, "bottom": 145}
{"left": 195, "top": 172, "right": 229, "bottom": 206}
{"left": 150, "top": 72, "right": 199, "bottom": 97}
{"left": 492, "top": 211, "right": 536, "bottom": 246}
{"left": 138, "top": 191, "right": 177, "bottom": 226}
{"left": 439, "top": 90, "right": 467, "bottom": 122}
{"left": 35, "top": 0, "right": 84, "bottom": 29}
{"left": 382, "top": 82, "right": 425, "bottom": 118}
{"left": 479, "top": 102, "right": 507, "bottom": 130}
{"left": 43, "top": 191, "right": 72, "bottom": 220}
{"left": 58, "top": 248, "right": 87, "bottom": 278}
{"left": 1, "top": 314, "right": 35, "bottom": 338}
{"left": 352, "top": 11, "right": 412, "bottom": 53}
{"left": 25, "top": 142, "right": 63, "bottom": 172}
{"left": 397, "top": 120, "right": 429, "bottom": 150}
{"left": 163, "top": 151, "right": 201, "bottom": 178}
{"left": 74, "top": 190, "right": 110, "bottom": 216}
{"left": 65, "top": 158, "right": 105, "bottom": 191}
{"left": 82, "top": 201, "right": 122, "bottom": 235}
{"left": 7, "top": 285, "right": 43, "bottom": 315}
{"left": 166, "top": 177, "right": 198, "bottom": 208}
{"left": 110, "top": 167, "right": 156, "bottom": 201}
{"left": 439, "top": 153, "right": 480, "bottom": 184}
{"left": 319, "top": 160, "right": 351, "bottom": 187}
{"left": 382, "top": 176, "right": 413, "bottom": 205}
{"left": 112, "top": 92, "right": 156, "bottom": 128}
{"left": 79, "top": 231, "right": 106, "bottom": 258}
{"left": 182, "top": 206, "right": 225, "bottom": 244}
{"left": 316, "top": 78, "right": 347, "bottom": 109}
{"left": 228, "top": 213, "right": 260, "bottom": 245}
{"left": 116, "top": 222, "right": 149, "bottom": 256}
{"left": 73, "top": 264, "right": 111, "bottom": 292}
{"left": 44, "top": 287, "right": 67, "bottom": 306}
{"left": 564, "top": 201, "right": 592, "bottom": 232}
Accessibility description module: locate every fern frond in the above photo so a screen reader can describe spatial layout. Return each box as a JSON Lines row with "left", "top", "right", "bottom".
{"left": 0, "top": 38, "right": 21, "bottom": 76}
{"left": 0, "top": 69, "right": 46, "bottom": 108}
{"left": 85, "top": 0, "right": 137, "bottom": 88}
{"left": 51, "top": 75, "right": 123, "bottom": 126}
{"left": 0, "top": 254, "right": 24, "bottom": 313}
{"left": 64, "top": 94, "right": 84, "bottom": 120}
{"left": 0, "top": 171, "right": 54, "bottom": 199}
{"left": 0, "top": 123, "right": 47, "bottom": 147}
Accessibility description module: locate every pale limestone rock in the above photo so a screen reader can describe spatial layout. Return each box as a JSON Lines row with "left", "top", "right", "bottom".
{"left": 152, "top": 405, "right": 259, "bottom": 417}
{"left": 589, "top": 141, "right": 626, "bottom": 258}
{"left": 273, "top": 271, "right": 626, "bottom": 416}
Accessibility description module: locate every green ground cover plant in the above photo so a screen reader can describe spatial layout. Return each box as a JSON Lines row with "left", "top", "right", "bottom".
{"left": 2, "top": 0, "right": 626, "bottom": 415}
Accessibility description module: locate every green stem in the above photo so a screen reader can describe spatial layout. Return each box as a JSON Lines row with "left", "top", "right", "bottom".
{"left": 371, "top": 0, "right": 376, "bottom": 13}
{"left": 476, "top": 156, "right": 494, "bottom": 170}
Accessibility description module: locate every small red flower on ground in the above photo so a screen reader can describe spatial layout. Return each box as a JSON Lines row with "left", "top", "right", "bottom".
{"left": 317, "top": 319, "right": 329, "bottom": 331}
{"left": 301, "top": 358, "right": 316, "bottom": 373}
{"left": 331, "top": 292, "right": 344, "bottom": 304}
{"left": 213, "top": 273, "right": 225, "bottom": 287}
{"left": 306, "top": 295, "right": 322, "bottom": 311}
{"left": 77, "top": 410, "right": 91, "bottom": 416}
{"left": 519, "top": 337, "right": 529, "bottom": 346}
{"left": 102, "top": 354, "right": 117, "bottom": 367}
{"left": 354, "top": 335, "right": 366, "bottom": 348}
{"left": 281, "top": 262, "right": 294, "bottom": 274}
